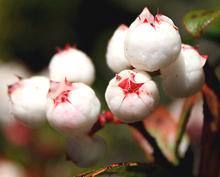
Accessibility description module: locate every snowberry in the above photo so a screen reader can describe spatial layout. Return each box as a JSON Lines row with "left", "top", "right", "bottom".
{"left": 0, "top": 160, "right": 26, "bottom": 177}
{"left": 106, "top": 24, "right": 131, "bottom": 73}
{"left": 49, "top": 45, "right": 95, "bottom": 85}
{"left": 66, "top": 135, "right": 106, "bottom": 167}
{"left": 46, "top": 80, "right": 101, "bottom": 136}
{"left": 8, "top": 76, "right": 49, "bottom": 125}
{"left": 161, "top": 44, "right": 207, "bottom": 98}
{"left": 105, "top": 69, "right": 159, "bottom": 123}
{"left": 124, "top": 7, "right": 181, "bottom": 72}
{"left": 0, "top": 62, "right": 31, "bottom": 125}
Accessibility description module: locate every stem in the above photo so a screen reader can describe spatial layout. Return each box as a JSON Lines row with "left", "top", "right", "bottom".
{"left": 88, "top": 111, "right": 122, "bottom": 136}
{"left": 76, "top": 162, "right": 154, "bottom": 177}
{"left": 129, "top": 121, "right": 195, "bottom": 177}
{"left": 198, "top": 63, "right": 220, "bottom": 177}
{"left": 204, "top": 64, "right": 220, "bottom": 98}
{"left": 198, "top": 85, "right": 220, "bottom": 177}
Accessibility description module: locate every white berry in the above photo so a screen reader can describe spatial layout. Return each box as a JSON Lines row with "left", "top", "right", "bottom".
{"left": 49, "top": 45, "right": 95, "bottom": 85}
{"left": 106, "top": 24, "right": 131, "bottom": 73}
{"left": 105, "top": 69, "right": 159, "bottom": 123}
{"left": 161, "top": 44, "right": 207, "bottom": 98}
{"left": 46, "top": 80, "right": 101, "bottom": 136}
{"left": 66, "top": 135, "right": 106, "bottom": 167}
{"left": 8, "top": 76, "right": 49, "bottom": 125}
{"left": 0, "top": 160, "right": 26, "bottom": 177}
{"left": 124, "top": 7, "right": 181, "bottom": 72}
{"left": 0, "top": 62, "right": 31, "bottom": 125}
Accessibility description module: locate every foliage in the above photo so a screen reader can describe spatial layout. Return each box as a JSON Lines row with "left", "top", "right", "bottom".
{"left": 183, "top": 9, "right": 220, "bottom": 38}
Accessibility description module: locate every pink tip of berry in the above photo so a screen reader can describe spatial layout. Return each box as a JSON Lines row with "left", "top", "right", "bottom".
{"left": 55, "top": 43, "right": 76, "bottom": 54}
{"left": 64, "top": 78, "right": 72, "bottom": 87}
{"left": 143, "top": 7, "right": 151, "bottom": 13}
{"left": 64, "top": 43, "right": 72, "bottom": 50}
{"left": 116, "top": 74, "right": 122, "bottom": 81}
{"left": 56, "top": 47, "right": 62, "bottom": 53}
{"left": 118, "top": 78, "right": 144, "bottom": 95}
{"left": 48, "top": 80, "right": 59, "bottom": 93}
{"left": 182, "top": 44, "right": 196, "bottom": 51}
{"left": 193, "top": 45, "right": 199, "bottom": 51}
{"left": 201, "top": 55, "right": 208, "bottom": 60}
{"left": 53, "top": 90, "right": 71, "bottom": 107}
{"left": 201, "top": 55, "right": 208, "bottom": 66}
{"left": 8, "top": 82, "right": 20, "bottom": 95}
{"left": 155, "top": 16, "right": 160, "bottom": 23}
{"left": 157, "top": 8, "right": 161, "bottom": 15}
{"left": 119, "top": 24, "right": 128, "bottom": 30}
{"left": 48, "top": 80, "right": 74, "bottom": 101}
{"left": 143, "top": 18, "right": 148, "bottom": 23}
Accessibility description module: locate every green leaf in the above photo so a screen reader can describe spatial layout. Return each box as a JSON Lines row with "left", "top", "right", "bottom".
{"left": 183, "top": 9, "right": 220, "bottom": 38}
{"left": 74, "top": 162, "right": 170, "bottom": 177}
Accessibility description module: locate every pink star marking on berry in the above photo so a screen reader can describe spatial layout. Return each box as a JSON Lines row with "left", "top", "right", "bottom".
{"left": 118, "top": 78, "right": 144, "bottom": 95}
{"left": 53, "top": 90, "right": 71, "bottom": 107}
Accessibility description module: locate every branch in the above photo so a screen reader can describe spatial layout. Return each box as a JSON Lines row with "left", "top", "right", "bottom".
{"left": 204, "top": 63, "right": 220, "bottom": 99}
{"left": 198, "top": 62, "right": 220, "bottom": 177}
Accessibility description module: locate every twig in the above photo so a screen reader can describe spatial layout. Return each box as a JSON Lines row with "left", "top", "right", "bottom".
{"left": 129, "top": 121, "right": 195, "bottom": 177}
{"left": 88, "top": 111, "right": 122, "bottom": 136}
{"left": 204, "top": 63, "right": 220, "bottom": 99}
{"left": 198, "top": 62, "right": 220, "bottom": 177}
{"left": 75, "top": 162, "right": 149, "bottom": 177}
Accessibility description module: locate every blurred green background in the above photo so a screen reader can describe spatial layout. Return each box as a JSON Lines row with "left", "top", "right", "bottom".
{"left": 0, "top": 0, "right": 220, "bottom": 176}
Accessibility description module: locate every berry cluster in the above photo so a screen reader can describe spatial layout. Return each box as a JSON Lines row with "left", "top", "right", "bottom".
{"left": 8, "top": 46, "right": 105, "bottom": 167}
{"left": 7, "top": 6, "right": 207, "bottom": 168}
{"left": 105, "top": 7, "right": 207, "bottom": 123}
